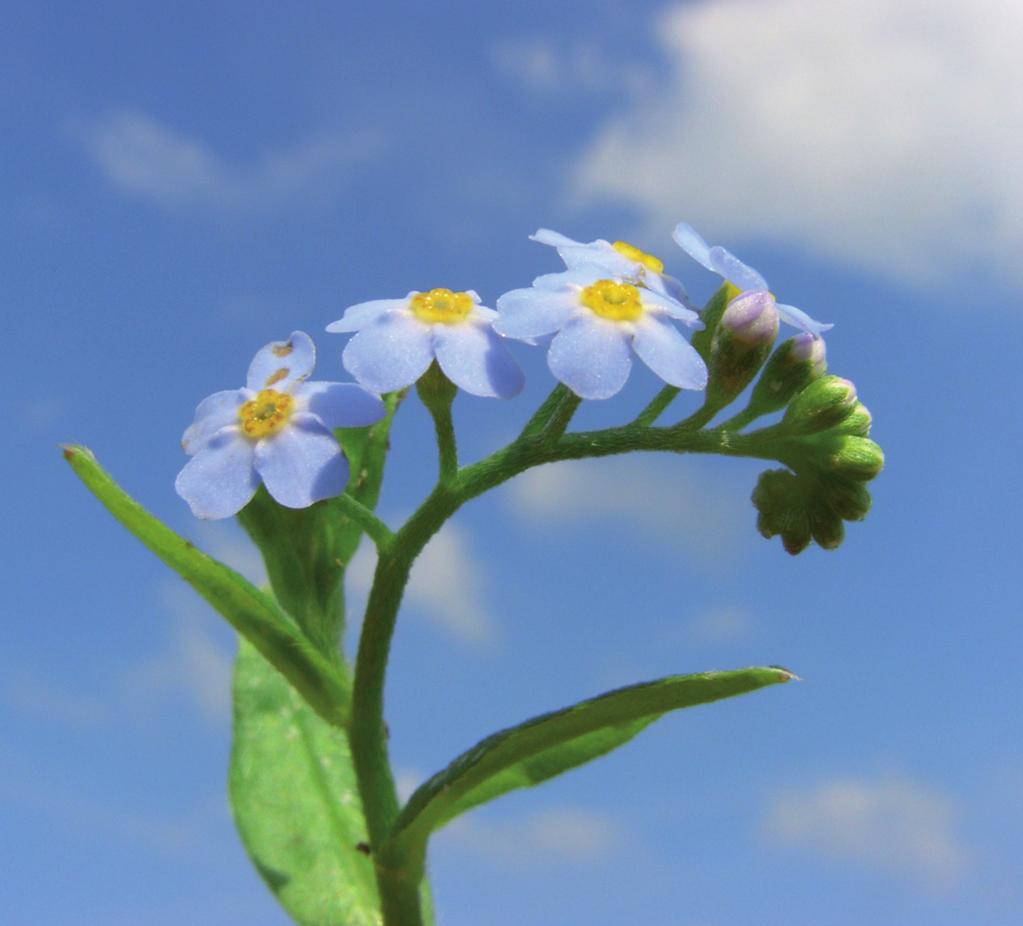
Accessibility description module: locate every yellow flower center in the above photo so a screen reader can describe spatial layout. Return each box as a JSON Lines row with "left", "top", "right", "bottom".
{"left": 410, "top": 288, "right": 474, "bottom": 325}
{"left": 580, "top": 279, "right": 644, "bottom": 322}
{"left": 612, "top": 240, "right": 664, "bottom": 274}
{"left": 238, "top": 389, "right": 294, "bottom": 439}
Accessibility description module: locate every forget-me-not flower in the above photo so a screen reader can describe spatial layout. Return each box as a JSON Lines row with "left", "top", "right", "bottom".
{"left": 175, "top": 331, "right": 385, "bottom": 519}
{"left": 672, "top": 222, "right": 832, "bottom": 337}
{"left": 531, "top": 228, "right": 693, "bottom": 308}
{"left": 495, "top": 265, "right": 707, "bottom": 400}
{"left": 327, "top": 289, "right": 524, "bottom": 399}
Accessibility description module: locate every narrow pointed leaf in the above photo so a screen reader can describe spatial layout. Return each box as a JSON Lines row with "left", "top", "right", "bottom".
{"left": 230, "top": 641, "right": 382, "bottom": 926}
{"left": 384, "top": 667, "right": 793, "bottom": 866}
{"left": 63, "top": 444, "right": 349, "bottom": 725}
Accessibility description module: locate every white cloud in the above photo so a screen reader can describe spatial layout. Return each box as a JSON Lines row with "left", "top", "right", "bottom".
{"left": 348, "top": 522, "right": 499, "bottom": 649}
{"left": 506, "top": 456, "right": 746, "bottom": 568}
{"left": 574, "top": 0, "right": 1023, "bottom": 286}
{"left": 73, "top": 109, "right": 381, "bottom": 212}
{"left": 121, "top": 583, "right": 235, "bottom": 725}
{"left": 439, "top": 806, "right": 622, "bottom": 867}
{"left": 764, "top": 774, "right": 971, "bottom": 888}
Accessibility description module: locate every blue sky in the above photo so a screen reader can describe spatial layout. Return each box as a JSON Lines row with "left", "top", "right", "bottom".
{"left": 4, "top": 0, "right": 1022, "bottom": 923}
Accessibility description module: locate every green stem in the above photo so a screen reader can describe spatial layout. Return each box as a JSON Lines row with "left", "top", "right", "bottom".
{"left": 716, "top": 405, "right": 761, "bottom": 433}
{"left": 418, "top": 364, "right": 459, "bottom": 485}
{"left": 337, "top": 494, "right": 395, "bottom": 548}
{"left": 347, "top": 413, "right": 783, "bottom": 923}
{"left": 377, "top": 863, "right": 427, "bottom": 926}
{"left": 428, "top": 401, "right": 458, "bottom": 484}
{"left": 539, "top": 389, "right": 581, "bottom": 443}
{"left": 349, "top": 484, "right": 460, "bottom": 923}
{"left": 632, "top": 385, "right": 680, "bottom": 427}
{"left": 518, "top": 383, "right": 573, "bottom": 440}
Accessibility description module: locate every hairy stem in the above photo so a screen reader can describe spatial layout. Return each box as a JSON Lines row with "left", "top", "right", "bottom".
{"left": 348, "top": 408, "right": 782, "bottom": 923}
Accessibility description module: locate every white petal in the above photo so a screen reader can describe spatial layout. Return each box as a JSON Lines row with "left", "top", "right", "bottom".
{"left": 174, "top": 426, "right": 259, "bottom": 520}
{"left": 548, "top": 316, "right": 632, "bottom": 400}
{"left": 530, "top": 228, "right": 584, "bottom": 249}
{"left": 532, "top": 264, "right": 607, "bottom": 291}
{"left": 293, "top": 381, "right": 386, "bottom": 428}
{"left": 342, "top": 312, "right": 434, "bottom": 393}
{"left": 181, "top": 388, "right": 250, "bottom": 455}
{"left": 645, "top": 271, "right": 695, "bottom": 311}
{"left": 775, "top": 302, "right": 834, "bottom": 337}
{"left": 471, "top": 305, "right": 499, "bottom": 322}
{"left": 325, "top": 299, "right": 407, "bottom": 334}
{"left": 494, "top": 287, "right": 579, "bottom": 339}
{"left": 433, "top": 321, "right": 525, "bottom": 399}
{"left": 672, "top": 222, "right": 714, "bottom": 270}
{"left": 253, "top": 415, "right": 348, "bottom": 509}
{"left": 641, "top": 289, "right": 702, "bottom": 327}
{"left": 631, "top": 316, "right": 708, "bottom": 391}
{"left": 707, "top": 246, "right": 768, "bottom": 292}
{"left": 246, "top": 331, "right": 316, "bottom": 392}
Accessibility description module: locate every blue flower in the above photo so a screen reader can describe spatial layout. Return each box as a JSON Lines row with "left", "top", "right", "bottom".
{"left": 175, "top": 331, "right": 385, "bottom": 519}
{"left": 531, "top": 228, "right": 694, "bottom": 309}
{"left": 495, "top": 265, "right": 707, "bottom": 400}
{"left": 327, "top": 288, "right": 524, "bottom": 399}
{"left": 672, "top": 222, "right": 832, "bottom": 337}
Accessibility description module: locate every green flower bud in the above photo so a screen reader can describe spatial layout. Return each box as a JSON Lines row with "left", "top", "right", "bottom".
{"left": 833, "top": 401, "right": 873, "bottom": 436}
{"left": 783, "top": 375, "right": 858, "bottom": 434}
{"left": 810, "top": 507, "right": 845, "bottom": 550}
{"left": 705, "top": 291, "right": 779, "bottom": 410}
{"left": 751, "top": 466, "right": 877, "bottom": 555}
{"left": 819, "top": 474, "right": 873, "bottom": 521}
{"left": 751, "top": 469, "right": 812, "bottom": 555}
{"left": 821, "top": 435, "right": 885, "bottom": 481}
{"left": 746, "top": 333, "right": 827, "bottom": 417}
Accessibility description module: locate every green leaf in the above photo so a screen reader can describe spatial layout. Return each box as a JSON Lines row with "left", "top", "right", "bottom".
{"left": 230, "top": 640, "right": 381, "bottom": 926}
{"left": 63, "top": 444, "right": 349, "bottom": 726}
{"left": 383, "top": 667, "right": 794, "bottom": 868}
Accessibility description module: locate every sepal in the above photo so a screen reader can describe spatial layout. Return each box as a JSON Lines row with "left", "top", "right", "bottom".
{"left": 746, "top": 334, "right": 827, "bottom": 418}
{"left": 704, "top": 292, "right": 779, "bottom": 410}
{"left": 782, "top": 375, "right": 858, "bottom": 434}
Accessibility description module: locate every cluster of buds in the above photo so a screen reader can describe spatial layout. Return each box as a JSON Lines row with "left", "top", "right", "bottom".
{"left": 752, "top": 375, "right": 883, "bottom": 554}
{"left": 688, "top": 280, "right": 882, "bottom": 555}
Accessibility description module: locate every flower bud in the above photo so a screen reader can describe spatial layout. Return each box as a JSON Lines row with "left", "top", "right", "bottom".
{"left": 705, "top": 292, "right": 779, "bottom": 411}
{"left": 782, "top": 375, "right": 858, "bottom": 434}
{"left": 810, "top": 507, "right": 845, "bottom": 550}
{"left": 820, "top": 435, "right": 885, "bottom": 481}
{"left": 720, "top": 291, "right": 781, "bottom": 345}
{"left": 690, "top": 281, "right": 741, "bottom": 360}
{"left": 746, "top": 333, "right": 827, "bottom": 417}
{"left": 751, "top": 468, "right": 812, "bottom": 555}
{"left": 833, "top": 401, "right": 872, "bottom": 437}
{"left": 819, "top": 474, "right": 872, "bottom": 521}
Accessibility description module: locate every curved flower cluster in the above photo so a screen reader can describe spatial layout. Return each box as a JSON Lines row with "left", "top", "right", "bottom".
{"left": 177, "top": 221, "right": 833, "bottom": 517}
